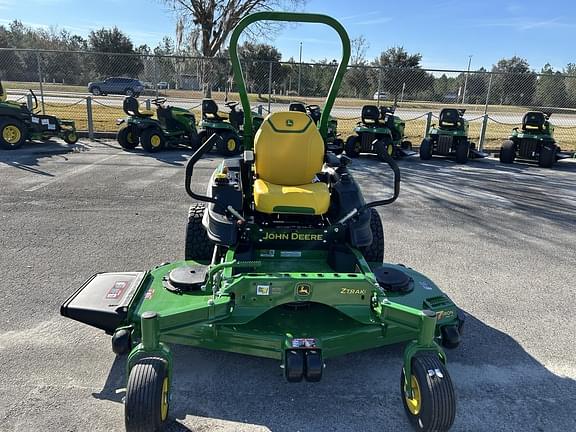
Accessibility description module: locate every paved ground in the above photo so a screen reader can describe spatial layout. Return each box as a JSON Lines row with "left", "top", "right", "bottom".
{"left": 0, "top": 140, "right": 575, "bottom": 432}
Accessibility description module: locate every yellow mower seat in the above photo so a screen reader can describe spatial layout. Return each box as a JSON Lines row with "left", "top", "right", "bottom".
{"left": 253, "top": 111, "right": 329, "bottom": 215}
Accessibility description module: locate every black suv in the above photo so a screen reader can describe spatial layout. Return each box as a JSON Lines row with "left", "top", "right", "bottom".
{"left": 88, "top": 77, "right": 144, "bottom": 97}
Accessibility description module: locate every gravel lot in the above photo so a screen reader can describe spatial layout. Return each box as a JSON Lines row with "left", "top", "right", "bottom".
{"left": 1, "top": 140, "right": 575, "bottom": 432}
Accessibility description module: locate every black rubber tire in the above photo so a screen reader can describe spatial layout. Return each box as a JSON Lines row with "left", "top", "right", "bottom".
{"left": 117, "top": 126, "right": 139, "bottom": 150}
{"left": 216, "top": 132, "right": 241, "bottom": 156}
{"left": 499, "top": 140, "right": 516, "bottom": 164}
{"left": 374, "top": 136, "right": 393, "bottom": 162}
{"left": 125, "top": 357, "right": 169, "bottom": 432}
{"left": 538, "top": 144, "right": 556, "bottom": 168}
{"left": 455, "top": 140, "right": 469, "bottom": 164}
{"left": 91, "top": 87, "right": 101, "bottom": 96}
{"left": 360, "top": 208, "right": 384, "bottom": 263}
{"left": 285, "top": 350, "right": 305, "bottom": 383}
{"left": 401, "top": 355, "right": 456, "bottom": 432}
{"left": 63, "top": 130, "right": 79, "bottom": 145}
{"left": 125, "top": 88, "right": 135, "bottom": 97}
{"left": 0, "top": 119, "right": 26, "bottom": 150}
{"left": 331, "top": 138, "right": 344, "bottom": 155}
{"left": 420, "top": 138, "right": 432, "bottom": 160}
{"left": 401, "top": 140, "right": 413, "bottom": 151}
{"left": 185, "top": 203, "right": 213, "bottom": 261}
{"left": 141, "top": 128, "right": 165, "bottom": 153}
{"left": 344, "top": 135, "right": 361, "bottom": 158}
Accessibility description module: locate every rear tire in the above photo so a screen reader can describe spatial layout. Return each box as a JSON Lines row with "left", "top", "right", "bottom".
{"left": 455, "top": 140, "right": 469, "bottom": 164}
{"left": 185, "top": 203, "right": 213, "bottom": 261}
{"left": 344, "top": 135, "right": 361, "bottom": 158}
{"left": 420, "top": 138, "right": 432, "bottom": 160}
{"left": 141, "top": 128, "right": 165, "bottom": 153}
{"left": 538, "top": 144, "right": 556, "bottom": 168}
{"left": 117, "top": 126, "right": 139, "bottom": 150}
{"left": 499, "top": 140, "right": 516, "bottom": 164}
{"left": 125, "top": 358, "right": 169, "bottom": 432}
{"left": 125, "top": 88, "right": 134, "bottom": 97}
{"left": 91, "top": 87, "right": 101, "bottom": 96}
{"left": 401, "top": 355, "right": 456, "bottom": 432}
{"left": 0, "top": 119, "right": 26, "bottom": 150}
{"left": 217, "top": 132, "right": 241, "bottom": 156}
{"left": 360, "top": 208, "right": 384, "bottom": 262}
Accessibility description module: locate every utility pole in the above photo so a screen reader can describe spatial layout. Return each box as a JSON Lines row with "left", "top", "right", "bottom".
{"left": 462, "top": 55, "right": 472, "bottom": 104}
{"left": 298, "top": 42, "right": 302, "bottom": 96}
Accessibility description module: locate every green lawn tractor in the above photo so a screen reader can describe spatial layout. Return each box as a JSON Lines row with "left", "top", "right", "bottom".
{"left": 199, "top": 99, "right": 264, "bottom": 156}
{"left": 0, "top": 80, "right": 78, "bottom": 150}
{"left": 345, "top": 105, "right": 416, "bottom": 160}
{"left": 117, "top": 97, "right": 199, "bottom": 153}
{"left": 499, "top": 111, "right": 573, "bottom": 168}
{"left": 61, "top": 12, "right": 462, "bottom": 432}
{"left": 420, "top": 108, "right": 487, "bottom": 164}
{"left": 289, "top": 101, "right": 344, "bottom": 154}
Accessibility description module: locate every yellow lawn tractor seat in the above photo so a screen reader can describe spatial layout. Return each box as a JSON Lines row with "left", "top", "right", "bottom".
{"left": 253, "top": 111, "right": 330, "bottom": 215}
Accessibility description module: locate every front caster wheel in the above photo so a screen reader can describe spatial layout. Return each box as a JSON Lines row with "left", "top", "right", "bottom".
{"left": 401, "top": 355, "right": 456, "bottom": 432}
{"left": 125, "top": 357, "right": 170, "bottom": 432}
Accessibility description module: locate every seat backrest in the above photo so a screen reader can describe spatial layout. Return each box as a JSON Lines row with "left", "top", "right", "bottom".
{"left": 361, "top": 105, "right": 380, "bottom": 124}
{"left": 123, "top": 97, "right": 142, "bottom": 117}
{"left": 522, "top": 111, "right": 546, "bottom": 131}
{"left": 202, "top": 98, "right": 219, "bottom": 118}
{"left": 0, "top": 80, "right": 6, "bottom": 102}
{"left": 254, "top": 111, "right": 324, "bottom": 186}
{"left": 289, "top": 102, "right": 306, "bottom": 113}
{"left": 439, "top": 108, "right": 461, "bottom": 128}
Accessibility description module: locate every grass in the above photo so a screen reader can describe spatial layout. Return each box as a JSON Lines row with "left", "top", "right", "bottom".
{"left": 15, "top": 99, "right": 576, "bottom": 152}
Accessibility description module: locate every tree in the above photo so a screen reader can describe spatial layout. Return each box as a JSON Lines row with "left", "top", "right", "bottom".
{"left": 344, "top": 35, "right": 374, "bottom": 99}
{"left": 536, "top": 64, "right": 567, "bottom": 107}
{"left": 564, "top": 63, "right": 576, "bottom": 107}
{"left": 491, "top": 56, "right": 536, "bottom": 105}
{"left": 88, "top": 27, "right": 144, "bottom": 77}
{"left": 372, "top": 46, "right": 433, "bottom": 103}
{"left": 239, "top": 42, "right": 285, "bottom": 97}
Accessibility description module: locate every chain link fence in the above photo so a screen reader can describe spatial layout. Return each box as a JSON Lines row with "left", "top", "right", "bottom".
{"left": 2, "top": 48, "right": 576, "bottom": 150}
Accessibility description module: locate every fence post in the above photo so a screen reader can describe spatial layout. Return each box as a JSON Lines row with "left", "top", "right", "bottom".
{"left": 377, "top": 67, "right": 382, "bottom": 107}
{"left": 36, "top": 51, "right": 46, "bottom": 115}
{"left": 146, "top": 99, "right": 151, "bottom": 110}
{"left": 425, "top": 111, "right": 432, "bottom": 136}
{"left": 479, "top": 72, "right": 494, "bottom": 151}
{"left": 86, "top": 96, "right": 94, "bottom": 140}
{"left": 268, "top": 61, "right": 273, "bottom": 114}
{"left": 258, "top": 104, "right": 263, "bottom": 116}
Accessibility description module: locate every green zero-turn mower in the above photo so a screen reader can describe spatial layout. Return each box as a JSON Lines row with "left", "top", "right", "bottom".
{"left": 61, "top": 12, "right": 463, "bottom": 432}
{"left": 0, "top": 80, "right": 78, "bottom": 150}
{"left": 117, "top": 96, "right": 200, "bottom": 153}
{"left": 345, "top": 104, "right": 416, "bottom": 160}
{"left": 289, "top": 101, "right": 344, "bottom": 154}
{"left": 499, "top": 111, "right": 573, "bottom": 168}
{"left": 420, "top": 108, "right": 487, "bottom": 164}
{"left": 198, "top": 99, "right": 264, "bottom": 156}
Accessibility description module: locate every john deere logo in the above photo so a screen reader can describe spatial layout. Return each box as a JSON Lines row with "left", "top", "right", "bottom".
{"left": 286, "top": 119, "right": 294, "bottom": 127}
{"left": 296, "top": 283, "right": 311, "bottom": 296}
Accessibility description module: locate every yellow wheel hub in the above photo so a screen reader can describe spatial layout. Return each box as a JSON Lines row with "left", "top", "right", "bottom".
{"left": 355, "top": 142, "right": 361, "bottom": 152}
{"left": 405, "top": 375, "right": 422, "bottom": 415}
{"left": 160, "top": 377, "right": 169, "bottom": 421}
{"left": 150, "top": 134, "right": 161, "bottom": 147}
{"left": 227, "top": 138, "right": 236, "bottom": 152}
{"left": 2, "top": 125, "right": 21, "bottom": 144}
{"left": 387, "top": 143, "right": 393, "bottom": 156}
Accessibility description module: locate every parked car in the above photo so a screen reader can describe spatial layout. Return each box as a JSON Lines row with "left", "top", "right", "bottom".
{"left": 88, "top": 77, "right": 145, "bottom": 97}
{"left": 157, "top": 81, "right": 169, "bottom": 90}
{"left": 373, "top": 91, "right": 389, "bottom": 100}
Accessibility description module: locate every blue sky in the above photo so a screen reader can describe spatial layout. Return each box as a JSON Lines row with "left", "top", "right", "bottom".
{"left": 1, "top": 0, "right": 575, "bottom": 72}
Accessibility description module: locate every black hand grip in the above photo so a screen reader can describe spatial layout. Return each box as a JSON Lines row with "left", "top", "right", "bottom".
{"left": 184, "top": 133, "right": 221, "bottom": 203}
{"left": 366, "top": 148, "right": 400, "bottom": 208}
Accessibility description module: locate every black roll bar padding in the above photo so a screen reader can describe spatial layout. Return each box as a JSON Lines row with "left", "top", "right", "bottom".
{"left": 365, "top": 144, "right": 400, "bottom": 208}
{"left": 184, "top": 133, "right": 221, "bottom": 203}
{"left": 29, "top": 89, "right": 38, "bottom": 110}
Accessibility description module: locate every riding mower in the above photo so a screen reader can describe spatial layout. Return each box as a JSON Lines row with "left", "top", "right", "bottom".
{"left": 116, "top": 97, "right": 199, "bottom": 153}
{"left": 61, "top": 12, "right": 461, "bottom": 432}
{"left": 499, "top": 111, "right": 572, "bottom": 168}
{"left": 345, "top": 105, "right": 416, "bottom": 160}
{"left": 420, "top": 108, "right": 487, "bottom": 164}
{"left": 0, "top": 80, "right": 78, "bottom": 150}
{"left": 289, "top": 101, "right": 344, "bottom": 154}
{"left": 198, "top": 99, "right": 264, "bottom": 156}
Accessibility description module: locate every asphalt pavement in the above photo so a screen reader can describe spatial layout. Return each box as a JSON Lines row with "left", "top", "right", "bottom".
{"left": 0, "top": 139, "right": 575, "bottom": 432}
